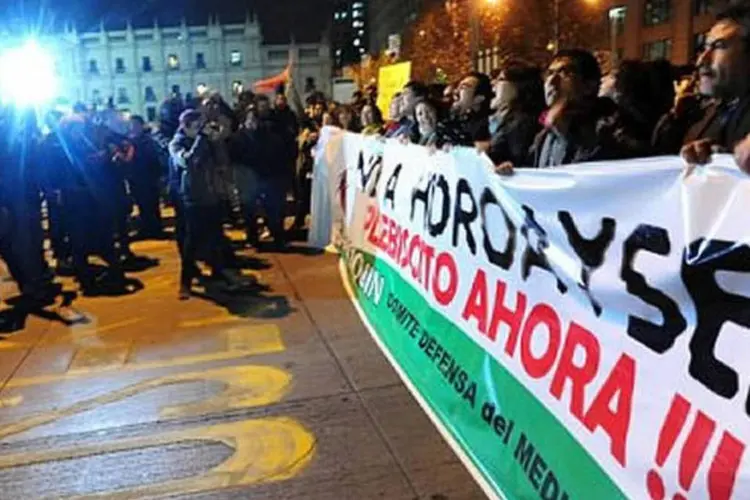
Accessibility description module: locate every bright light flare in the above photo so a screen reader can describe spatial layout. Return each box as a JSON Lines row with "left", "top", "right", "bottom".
{"left": 0, "top": 40, "right": 58, "bottom": 107}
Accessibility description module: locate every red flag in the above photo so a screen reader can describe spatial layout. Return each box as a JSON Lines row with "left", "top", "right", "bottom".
{"left": 253, "top": 66, "right": 291, "bottom": 93}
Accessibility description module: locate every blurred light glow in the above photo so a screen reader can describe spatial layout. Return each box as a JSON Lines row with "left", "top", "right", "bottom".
{"left": 0, "top": 40, "right": 58, "bottom": 106}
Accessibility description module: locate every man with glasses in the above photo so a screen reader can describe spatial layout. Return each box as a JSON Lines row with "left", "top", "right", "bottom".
{"left": 496, "top": 48, "right": 632, "bottom": 173}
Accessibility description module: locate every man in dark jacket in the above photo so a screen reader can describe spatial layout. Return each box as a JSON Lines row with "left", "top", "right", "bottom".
{"left": 127, "top": 115, "right": 164, "bottom": 239}
{"left": 673, "top": 4, "right": 750, "bottom": 167}
{"left": 230, "top": 96, "right": 287, "bottom": 250}
{"left": 438, "top": 71, "right": 492, "bottom": 150}
{"left": 273, "top": 92, "right": 300, "bottom": 213}
{"left": 169, "top": 109, "right": 239, "bottom": 300}
{"left": 535, "top": 49, "right": 637, "bottom": 167}
{"left": 230, "top": 95, "right": 286, "bottom": 249}
{"left": 0, "top": 108, "right": 59, "bottom": 303}
{"left": 495, "top": 49, "right": 638, "bottom": 174}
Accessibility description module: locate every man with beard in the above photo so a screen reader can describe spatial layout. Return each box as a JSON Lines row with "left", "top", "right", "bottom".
{"left": 677, "top": 3, "right": 750, "bottom": 168}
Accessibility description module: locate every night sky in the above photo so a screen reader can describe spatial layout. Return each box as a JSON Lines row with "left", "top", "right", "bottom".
{"left": 0, "top": 0, "right": 333, "bottom": 43}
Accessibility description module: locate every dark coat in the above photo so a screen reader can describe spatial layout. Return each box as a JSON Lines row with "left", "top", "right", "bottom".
{"left": 530, "top": 97, "right": 641, "bottom": 168}
{"left": 229, "top": 119, "right": 286, "bottom": 179}
{"left": 652, "top": 95, "right": 750, "bottom": 154}
{"left": 487, "top": 111, "right": 542, "bottom": 166}
{"left": 168, "top": 130, "right": 220, "bottom": 207}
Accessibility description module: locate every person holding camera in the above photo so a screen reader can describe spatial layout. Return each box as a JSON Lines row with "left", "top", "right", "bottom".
{"left": 168, "top": 109, "right": 241, "bottom": 300}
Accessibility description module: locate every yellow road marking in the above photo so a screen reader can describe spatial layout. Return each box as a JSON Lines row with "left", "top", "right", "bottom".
{"left": 0, "top": 341, "right": 26, "bottom": 351}
{"left": 7, "top": 324, "right": 284, "bottom": 388}
{"left": 225, "top": 324, "right": 280, "bottom": 352}
{"left": 179, "top": 315, "right": 244, "bottom": 329}
{"left": 96, "top": 318, "right": 143, "bottom": 334}
{"left": 0, "top": 365, "right": 292, "bottom": 440}
{"left": 0, "top": 395, "right": 23, "bottom": 408}
{"left": 0, "top": 417, "right": 316, "bottom": 499}
{"left": 68, "top": 344, "right": 131, "bottom": 371}
{"left": 160, "top": 365, "right": 292, "bottom": 419}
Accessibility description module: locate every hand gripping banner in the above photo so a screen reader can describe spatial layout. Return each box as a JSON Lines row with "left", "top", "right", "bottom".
{"left": 316, "top": 127, "right": 750, "bottom": 500}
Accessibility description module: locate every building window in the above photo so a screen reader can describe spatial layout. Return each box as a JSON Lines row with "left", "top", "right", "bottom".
{"left": 142, "top": 56, "right": 152, "bottom": 72}
{"left": 88, "top": 59, "right": 98, "bottom": 74}
{"left": 144, "top": 86, "right": 157, "bottom": 102}
{"left": 693, "top": 31, "right": 707, "bottom": 60}
{"left": 92, "top": 89, "right": 101, "bottom": 104}
{"left": 195, "top": 52, "right": 206, "bottom": 69}
{"left": 608, "top": 6, "right": 627, "bottom": 36}
{"left": 115, "top": 58, "right": 125, "bottom": 74}
{"left": 146, "top": 106, "right": 157, "bottom": 122}
{"left": 353, "top": 9, "right": 362, "bottom": 18}
{"left": 230, "top": 50, "right": 242, "bottom": 66}
{"left": 268, "top": 49, "right": 287, "bottom": 60}
{"left": 117, "top": 87, "right": 129, "bottom": 104}
{"left": 643, "top": 38, "right": 672, "bottom": 61}
{"left": 694, "top": 0, "right": 713, "bottom": 16}
{"left": 644, "top": 0, "right": 671, "bottom": 26}
{"left": 300, "top": 48, "right": 319, "bottom": 59}
{"left": 353, "top": 1, "right": 364, "bottom": 7}
{"left": 353, "top": 20, "right": 364, "bottom": 28}
{"left": 167, "top": 54, "right": 180, "bottom": 70}
{"left": 353, "top": 38, "right": 361, "bottom": 47}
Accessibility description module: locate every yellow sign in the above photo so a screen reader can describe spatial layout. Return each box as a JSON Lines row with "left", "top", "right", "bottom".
{"left": 376, "top": 62, "right": 412, "bottom": 120}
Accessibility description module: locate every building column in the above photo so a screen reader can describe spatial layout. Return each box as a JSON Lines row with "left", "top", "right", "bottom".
{"left": 623, "top": 0, "right": 643, "bottom": 61}
{"left": 672, "top": 0, "right": 693, "bottom": 65}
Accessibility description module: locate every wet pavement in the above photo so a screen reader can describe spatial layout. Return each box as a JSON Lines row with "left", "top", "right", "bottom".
{"left": 0, "top": 235, "right": 485, "bottom": 499}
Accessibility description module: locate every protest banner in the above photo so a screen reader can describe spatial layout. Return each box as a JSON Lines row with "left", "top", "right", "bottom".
{"left": 319, "top": 129, "right": 750, "bottom": 500}
{"left": 376, "top": 62, "right": 412, "bottom": 119}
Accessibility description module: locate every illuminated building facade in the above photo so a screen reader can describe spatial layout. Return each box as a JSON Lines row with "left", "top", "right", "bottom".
{"left": 607, "top": 0, "right": 716, "bottom": 65}
{"left": 28, "top": 13, "right": 331, "bottom": 120}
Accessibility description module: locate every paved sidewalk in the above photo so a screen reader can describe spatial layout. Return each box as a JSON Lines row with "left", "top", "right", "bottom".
{"left": 0, "top": 238, "right": 485, "bottom": 499}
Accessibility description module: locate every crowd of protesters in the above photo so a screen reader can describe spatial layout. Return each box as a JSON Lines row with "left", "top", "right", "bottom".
{"left": 1, "top": 1, "right": 750, "bottom": 308}
{"left": 0, "top": 74, "right": 330, "bottom": 304}
{"left": 367, "top": 2, "right": 750, "bottom": 178}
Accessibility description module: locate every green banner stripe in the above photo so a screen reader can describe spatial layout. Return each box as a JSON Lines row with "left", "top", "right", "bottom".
{"left": 344, "top": 250, "right": 626, "bottom": 500}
